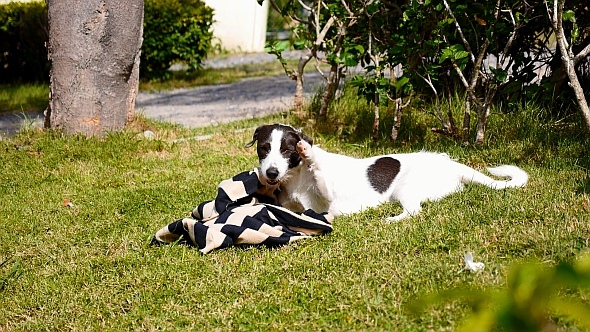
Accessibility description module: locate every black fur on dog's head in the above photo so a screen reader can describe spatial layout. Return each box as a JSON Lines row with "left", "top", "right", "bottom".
{"left": 246, "top": 124, "right": 313, "bottom": 184}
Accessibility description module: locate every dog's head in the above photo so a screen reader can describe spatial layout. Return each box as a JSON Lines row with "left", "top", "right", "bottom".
{"left": 245, "top": 124, "right": 313, "bottom": 185}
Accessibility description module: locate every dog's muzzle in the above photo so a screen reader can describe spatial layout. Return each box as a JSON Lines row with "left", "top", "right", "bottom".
{"left": 265, "top": 167, "right": 280, "bottom": 185}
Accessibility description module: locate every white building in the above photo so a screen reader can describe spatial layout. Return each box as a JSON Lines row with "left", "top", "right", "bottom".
{"left": 203, "top": 0, "right": 269, "bottom": 52}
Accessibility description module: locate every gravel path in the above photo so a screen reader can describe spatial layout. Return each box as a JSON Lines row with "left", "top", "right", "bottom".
{"left": 0, "top": 51, "right": 325, "bottom": 137}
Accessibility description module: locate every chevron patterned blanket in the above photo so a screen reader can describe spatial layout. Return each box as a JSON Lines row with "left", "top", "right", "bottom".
{"left": 151, "top": 168, "right": 333, "bottom": 254}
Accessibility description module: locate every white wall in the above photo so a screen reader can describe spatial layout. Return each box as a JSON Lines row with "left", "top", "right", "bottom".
{"left": 203, "top": 0, "right": 269, "bottom": 53}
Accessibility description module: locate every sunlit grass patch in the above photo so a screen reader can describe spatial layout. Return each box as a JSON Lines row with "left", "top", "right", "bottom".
{"left": 0, "top": 83, "right": 48, "bottom": 115}
{"left": 1, "top": 100, "right": 589, "bottom": 330}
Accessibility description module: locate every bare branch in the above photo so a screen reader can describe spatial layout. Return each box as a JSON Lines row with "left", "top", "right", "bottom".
{"left": 268, "top": 0, "right": 282, "bottom": 14}
{"left": 341, "top": 0, "right": 354, "bottom": 17}
{"left": 471, "top": 39, "right": 490, "bottom": 91}
{"left": 441, "top": 34, "right": 477, "bottom": 100}
{"left": 313, "top": 57, "right": 328, "bottom": 80}
{"left": 501, "top": 8, "right": 517, "bottom": 56}
{"left": 550, "top": 0, "right": 590, "bottom": 129}
{"left": 401, "top": 94, "right": 412, "bottom": 108}
{"left": 268, "top": 0, "right": 309, "bottom": 24}
{"left": 415, "top": 71, "right": 438, "bottom": 96}
{"left": 499, "top": 7, "right": 521, "bottom": 72}
{"left": 316, "top": 16, "right": 335, "bottom": 46}
{"left": 315, "top": 0, "right": 321, "bottom": 38}
{"left": 297, "top": 0, "right": 312, "bottom": 12}
{"left": 415, "top": 71, "right": 448, "bottom": 127}
{"left": 442, "top": 0, "right": 475, "bottom": 64}
{"left": 574, "top": 43, "right": 590, "bottom": 65}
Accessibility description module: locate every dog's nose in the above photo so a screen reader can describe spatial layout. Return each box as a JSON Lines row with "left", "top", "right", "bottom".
{"left": 266, "top": 167, "right": 279, "bottom": 180}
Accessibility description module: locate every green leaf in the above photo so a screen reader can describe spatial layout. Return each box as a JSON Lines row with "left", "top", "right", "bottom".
{"left": 275, "top": 40, "right": 291, "bottom": 52}
{"left": 440, "top": 45, "right": 468, "bottom": 63}
{"left": 454, "top": 50, "right": 469, "bottom": 60}
{"left": 563, "top": 10, "right": 575, "bottom": 23}
{"left": 572, "top": 25, "right": 580, "bottom": 43}
{"left": 395, "top": 76, "right": 410, "bottom": 93}
{"left": 293, "top": 39, "right": 308, "bottom": 50}
{"left": 440, "top": 48, "right": 453, "bottom": 63}
{"left": 342, "top": 52, "right": 358, "bottom": 67}
{"left": 326, "top": 53, "right": 338, "bottom": 64}
{"left": 352, "top": 44, "right": 364, "bottom": 54}
{"left": 489, "top": 66, "right": 508, "bottom": 83}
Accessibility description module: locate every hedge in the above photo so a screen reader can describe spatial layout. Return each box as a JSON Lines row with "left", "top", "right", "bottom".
{"left": 142, "top": 0, "right": 214, "bottom": 80}
{"left": 0, "top": 1, "right": 48, "bottom": 83}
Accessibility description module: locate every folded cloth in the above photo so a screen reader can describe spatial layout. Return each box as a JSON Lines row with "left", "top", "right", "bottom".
{"left": 151, "top": 168, "right": 333, "bottom": 254}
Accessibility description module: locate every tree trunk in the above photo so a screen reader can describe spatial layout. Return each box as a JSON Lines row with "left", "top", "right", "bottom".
{"left": 462, "top": 97, "right": 471, "bottom": 144}
{"left": 551, "top": 0, "right": 590, "bottom": 130}
{"left": 293, "top": 53, "right": 312, "bottom": 118}
{"left": 46, "top": 0, "right": 143, "bottom": 136}
{"left": 564, "top": 66, "right": 590, "bottom": 129}
{"left": 319, "top": 64, "right": 339, "bottom": 117}
{"left": 391, "top": 99, "right": 402, "bottom": 141}
{"left": 474, "top": 103, "right": 491, "bottom": 145}
{"left": 372, "top": 93, "right": 380, "bottom": 141}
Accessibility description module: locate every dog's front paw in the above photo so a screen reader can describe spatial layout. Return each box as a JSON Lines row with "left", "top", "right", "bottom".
{"left": 297, "top": 140, "right": 313, "bottom": 160}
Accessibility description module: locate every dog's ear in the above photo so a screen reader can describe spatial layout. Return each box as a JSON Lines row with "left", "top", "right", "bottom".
{"left": 299, "top": 132, "right": 313, "bottom": 146}
{"left": 245, "top": 126, "right": 261, "bottom": 148}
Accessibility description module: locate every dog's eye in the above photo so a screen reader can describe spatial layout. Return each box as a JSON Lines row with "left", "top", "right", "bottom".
{"left": 281, "top": 148, "right": 297, "bottom": 158}
{"left": 258, "top": 144, "right": 270, "bottom": 154}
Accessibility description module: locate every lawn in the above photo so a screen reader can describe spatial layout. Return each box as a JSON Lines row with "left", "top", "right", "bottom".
{"left": 0, "top": 83, "right": 49, "bottom": 115}
{"left": 1, "top": 100, "right": 590, "bottom": 330}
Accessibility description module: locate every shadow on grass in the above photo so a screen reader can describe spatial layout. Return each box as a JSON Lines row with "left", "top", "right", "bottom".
{"left": 576, "top": 173, "right": 590, "bottom": 195}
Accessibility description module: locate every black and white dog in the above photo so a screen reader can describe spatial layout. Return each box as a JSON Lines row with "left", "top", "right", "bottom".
{"left": 246, "top": 124, "right": 528, "bottom": 222}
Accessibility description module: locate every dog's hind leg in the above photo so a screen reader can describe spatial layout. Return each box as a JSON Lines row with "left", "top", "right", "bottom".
{"left": 385, "top": 199, "right": 422, "bottom": 223}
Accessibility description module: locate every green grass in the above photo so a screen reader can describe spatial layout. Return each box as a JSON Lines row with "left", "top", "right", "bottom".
{"left": 1, "top": 92, "right": 590, "bottom": 330}
{"left": 0, "top": 83, "right": 49, "bottom": 115}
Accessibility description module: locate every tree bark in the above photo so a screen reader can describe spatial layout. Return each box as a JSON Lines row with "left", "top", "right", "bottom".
{"left": 318, "top": 63, "right": 339, "bottom": 117}
{"left": 391, "top": 100, "right": 401, "bottom": 141}
{"left": 46, "top": 0, "right": 143, "bottom": 137}
{"left": 551, "top": 0, "right": 590, "bottom": 130}
{"left": 462, "top": 98, "right": 471, "bottom": 144}
{"left": 390, "top": 95, "right": 411, "bottom": 141}
{"left": 474, "top": 104, "right": 491, "bottom": 145}
{"left": 372, "top": 93, "right": 380, "bottom": 141}
{"left": 293, "top": 52, "right": 313, "bottom": 118}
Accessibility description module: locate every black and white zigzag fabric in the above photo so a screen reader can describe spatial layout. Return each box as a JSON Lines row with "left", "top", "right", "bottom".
{"left": 151, "top": 168, "right": 333, "bottom": 254}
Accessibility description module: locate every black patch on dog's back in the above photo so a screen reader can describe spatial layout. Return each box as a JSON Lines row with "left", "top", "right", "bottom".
{"left": 367, "top": 157, "right": 400, "bottom": 193}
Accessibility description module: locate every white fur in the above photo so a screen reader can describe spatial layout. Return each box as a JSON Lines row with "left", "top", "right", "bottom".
{"left": 258, "top": 127, "right": 528, "bottom": 222}
{"left": 260, "top": 129, "right": 290, "bottom": 181}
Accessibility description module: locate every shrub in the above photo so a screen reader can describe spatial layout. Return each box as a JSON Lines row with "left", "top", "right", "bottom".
{"left": 0, "top": 1, "right": 48, "bottom": 83}
{"left": 141, "top": 0, "right": 214, "bottom": 80}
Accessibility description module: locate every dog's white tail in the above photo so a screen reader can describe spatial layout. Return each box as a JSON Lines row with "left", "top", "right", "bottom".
{"left": 462, "top": 165, "right": 528, "bottom": 189}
